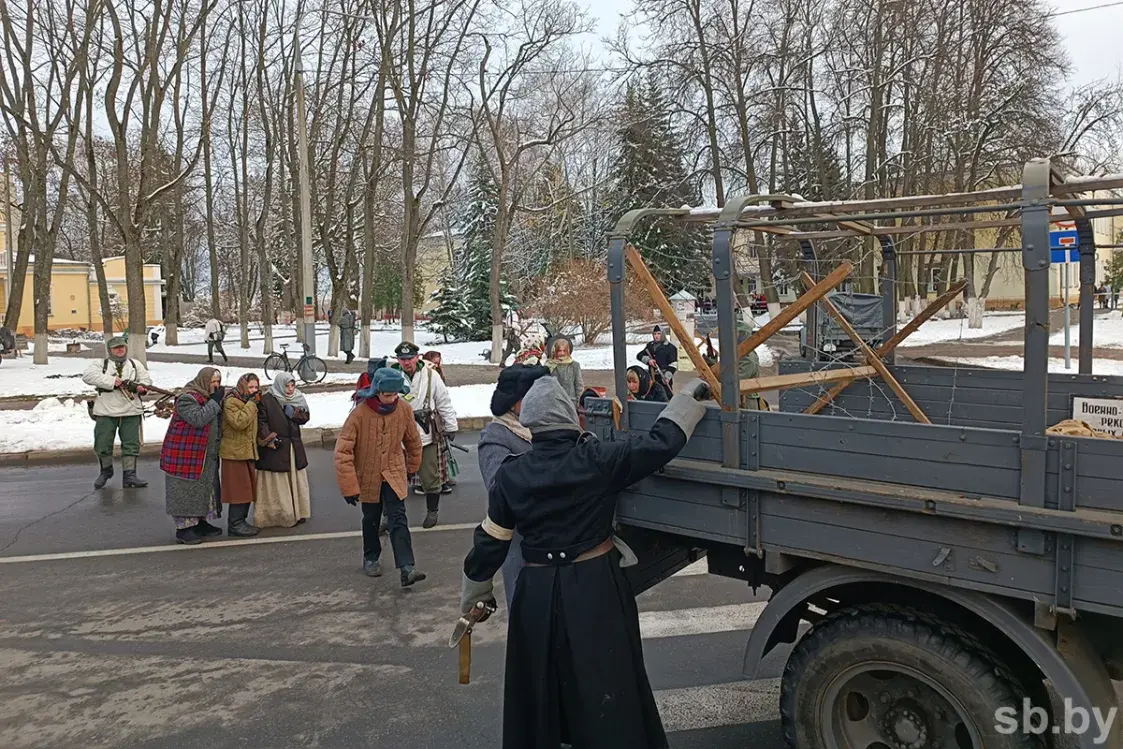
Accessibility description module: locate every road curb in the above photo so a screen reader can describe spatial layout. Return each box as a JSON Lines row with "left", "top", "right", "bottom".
{"left": 2, "top": 416, "right": 492, "bottom": 466}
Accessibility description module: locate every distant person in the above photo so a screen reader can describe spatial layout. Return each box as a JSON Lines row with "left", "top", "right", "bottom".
{"left": 82, "top": 335, "right": 152, "bottom": 489}
{"left": 255, "top": 372, "right": 312, "bottom": 527}
{"left": 338, "top": 305, "right": 358, "bottom": 364}
{"left": 476, "top": 363, "right": 551, "bottom": 609}
{"left": 546, "top": 336, "right": 583, "bottom": 407}
{"left": 394, "top": 341, "right": 457, "bottom": 528}
{"left": 160, "top": 367, "right": 224, "bottom": 545}
{"left": 204, "top": 318, "right": 228, "bottom": 364}
{"left": 335, "top": 367, "right": 427, "bottom": 587}
{"left": 638, "top": 326, "right": 678, "bottom": 390}
{"left": 736, "top": 312, "right": 764, "bottom": 410}
{"left": 422, "top": 350, "right": 457, "bottom": 493}
{"left": 353, "top": 356, "right": 388, "bottom": 402}
{"left": 220, "top": 373, "right": 262, "bottom": 537}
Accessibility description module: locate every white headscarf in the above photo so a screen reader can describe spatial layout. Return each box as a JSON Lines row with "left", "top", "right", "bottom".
{"left": 269, "top": 371, "right": 309, "bottom": 410}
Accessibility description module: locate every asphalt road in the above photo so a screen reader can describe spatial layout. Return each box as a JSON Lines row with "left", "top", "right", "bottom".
{"left": 0, "top": 437, "right": 786, "bottom": 749}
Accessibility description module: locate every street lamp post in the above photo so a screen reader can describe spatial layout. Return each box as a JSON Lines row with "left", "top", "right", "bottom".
{"left": 294, "top": 23, "right": 317, "bottom": 355}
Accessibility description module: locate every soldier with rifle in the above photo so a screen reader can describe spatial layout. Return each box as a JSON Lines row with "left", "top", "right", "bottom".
{"left": 82, "top": 335, "right": 154, "bottom": 489}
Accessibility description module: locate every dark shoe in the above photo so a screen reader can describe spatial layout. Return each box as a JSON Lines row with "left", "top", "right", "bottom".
{"left": 400, "top": 566, "right": 426, "bottom": 587}
{"left": 296, "top": 518, "right": 307, "bottom": 525}
{"left": 228, "top": 520, "right": 260, "bottom": 537}
{"left": 122, "top": 470, "right": 148, "bottom": 488}
{"left": 93, "top": 464, "right": 114, "bottom": 490}
{"left": 176, "top": 528, "right": 203, "bottom": 545}
{"left": 363, "top": 560, "right": 383, "bottom": 577}
{"left": 422, "top": 511, "right": 439, "bottom": 529}
{"left": 441, "top": 483, "right": 453, "bottom": 495}
{"left": 196, "top": 520, "right": 223, "bottom": 537}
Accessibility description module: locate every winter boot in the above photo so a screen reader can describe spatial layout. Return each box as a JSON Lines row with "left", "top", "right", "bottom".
{"left": 227, "top": 504, "right": 259, "bottom": 537}
{"left": 400, "top": 565, "right": 427, "bottom": 587}
{"left": 121, "top": 456, "right": 148, "bottom": 488}
{"left": 176, "top": 528, "right": 204, "bottom": 545}
{"left": 423, "top": 494, "right": 440, "bottom": 528}
{"left": 363, "top": 560, "right": 383, "bottom": 577}
{"left": 195, "top": 519, "right": 223, "bottom": 537}
{"left": 93, "top": 457, "right": 114, "bottom": 490}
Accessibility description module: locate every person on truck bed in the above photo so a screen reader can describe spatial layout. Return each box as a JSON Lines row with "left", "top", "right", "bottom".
{"left": 626, "top": 364, "right": 669, "bottom": 402}
{"left": 638, "top": 325, "right": 678, "bottom": 389}
{"left": 459, "top": 375, "right": 710, "bottom": 749}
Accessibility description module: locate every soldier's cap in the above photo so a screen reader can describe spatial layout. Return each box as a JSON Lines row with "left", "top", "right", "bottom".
{"left": 107, "top": 335, "right": 128, "bottom": 349}
{"left": 394, "top": 341, "right": 420, "bottom": 359}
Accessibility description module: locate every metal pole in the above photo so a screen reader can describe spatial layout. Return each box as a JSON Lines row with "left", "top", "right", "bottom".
{"left": 879, "top": 237, "right": 898, "bottom": 365}
{"left": 1076, "top": 217, "right": 1096, "bottom": 374}
{"left": 1064, "top": 260, "right": 1071, "bottom": 369}
{"left": 607, "top": 237, "right": 630, "bottom": 430}
{"left": 294, "top": 23, "right": 316, "bottom": 355}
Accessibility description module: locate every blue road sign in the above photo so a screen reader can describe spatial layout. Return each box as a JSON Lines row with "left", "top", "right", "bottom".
{"left": 1051, "top": 248, "right": 1079, "bottom": 263}
{"left": 1050, "top": 229, "right": 1078, "bottom": 249}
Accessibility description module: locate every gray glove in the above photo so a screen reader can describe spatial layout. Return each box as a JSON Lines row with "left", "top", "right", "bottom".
{"left": 658, "top": 385, "right": 708, "bottom": 439}
{"left": 460, "top": 573, "right": 495, "bottom": 615}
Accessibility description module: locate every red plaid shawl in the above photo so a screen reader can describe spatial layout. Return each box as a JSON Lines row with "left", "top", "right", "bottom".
{"left": 160, "top": 393, "right": 212, "bottom": 480}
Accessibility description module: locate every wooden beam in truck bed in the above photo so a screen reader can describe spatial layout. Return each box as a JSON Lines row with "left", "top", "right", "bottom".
{"left": 740, "top": 366, "right": 878, "bottom": 393}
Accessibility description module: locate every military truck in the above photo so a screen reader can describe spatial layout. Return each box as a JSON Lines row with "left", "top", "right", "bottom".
{"left": 800, "top": 290, "right": 884, "bottom": 361}
{"left": 588, "top": 159, "right": 1123, "bottom": 749}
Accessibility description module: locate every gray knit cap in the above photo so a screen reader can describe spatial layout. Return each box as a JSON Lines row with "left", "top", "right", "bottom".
{"left": 519, "top": 376, "right": 581, "bottom": 435}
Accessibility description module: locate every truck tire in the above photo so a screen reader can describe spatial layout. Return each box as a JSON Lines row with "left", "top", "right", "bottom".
{"left": 780, "top": 604, "right": 1045, "bottom": 749}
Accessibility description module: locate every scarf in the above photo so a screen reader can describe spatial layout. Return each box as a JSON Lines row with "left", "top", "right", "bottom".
{"left": 183, "top": 367, "right": 219, "bottom": 398}
{"left": 493, "top": 410, "right": 532, "bottom": 443}
{"left": 366, "top": 397, "right": 399, "bottom": 415}
{"left": 232, "top": 373, "right": 258, "bottom": 401}
{"left": 269, "top": 371, "right": 309, "bottom": 410}
{"left": 547, "top": 356, "right": 574, "bottom": 369}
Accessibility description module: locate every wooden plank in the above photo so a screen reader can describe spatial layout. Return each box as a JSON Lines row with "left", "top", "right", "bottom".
{"left": 712, "top": 261, "right": 853, "bottom": 377}
{"left": 624, "top": 243, "right": 721, "bottom": 400}
{"left": 803, "top": 271, "right": 932, "bottom": 424}
{"left": 740, "top": 366, "right": 877, "bottom": 393}
{"left": 805, "top": 279, "right": 967, "bottom": 414}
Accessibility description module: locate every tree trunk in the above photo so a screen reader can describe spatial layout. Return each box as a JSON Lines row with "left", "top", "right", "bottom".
{"left": 359, "top": 180, "right": 376, "bottom": 359}
{"left": 3, "top": 215, "right": 31, "bottom": 332}
{"left": 123, "top": 231, "right": 148, "bottom": 364}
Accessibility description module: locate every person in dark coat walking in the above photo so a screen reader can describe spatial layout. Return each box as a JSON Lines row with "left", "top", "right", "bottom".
{"left": 638, "top": 326, "right": 678, "bottom": 390}
{"left": 338, "top": 305, "right": 358, "bottom": 364}
{"left": 476, "top": 363, "right": 551, "bottom": 609}
{"left": 460, "top": 376, "right": 709, "bottom": 749}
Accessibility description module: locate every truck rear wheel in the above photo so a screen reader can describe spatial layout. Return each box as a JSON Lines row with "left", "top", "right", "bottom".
{"left": 780, "top": 605, "right": 1043, "bottom": 749}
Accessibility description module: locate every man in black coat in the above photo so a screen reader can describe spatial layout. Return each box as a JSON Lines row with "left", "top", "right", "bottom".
{"left": 460, "top": 375, "right": 709, "bottom": 749}
{"left": 638, "top": 326, "right": 678, "bottom": 390}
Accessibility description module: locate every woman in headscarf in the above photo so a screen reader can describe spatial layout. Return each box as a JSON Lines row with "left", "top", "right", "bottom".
{"left": 626, "top": 365, "right": 670, "bottom": 403}
{"left": 220, "top": 373, "right": 262, "bottom": 537}
{"left": 476, "top": 364, "right": 551, "bottom": 609}
{"left": 255, "top": 371, "right": 312, "bottom": 528}
{"left": 546, "top": 336, "right": 583, "bottom": 406}
{"left": 160, "top": 367, "right": 225, "bottom": 545}
{"left": 460, "top": 376, "right": 710, "bottom": 748}
{"left": 334, "top": 367, "right": 427, "bottom": 587}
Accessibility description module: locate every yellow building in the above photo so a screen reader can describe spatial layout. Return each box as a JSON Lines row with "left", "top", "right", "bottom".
{"left": 0, "top": 252, "right": 165, "bottom": 335}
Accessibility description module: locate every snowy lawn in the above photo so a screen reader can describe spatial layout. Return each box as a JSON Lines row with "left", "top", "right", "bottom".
{"left": 0, "top": 355, "right": 357, "bottom": 399}
{"left": 1047, "top": 312, "right": 1123, "bottom": 348}
{"left": 929, "top": 355, "right": 1123, "bottom": 377}
{"left": 0, "top": 384, "right": 496, "bottom": 454}
{"left": 897, "top": 313, "right": 1024, "bottom": 347}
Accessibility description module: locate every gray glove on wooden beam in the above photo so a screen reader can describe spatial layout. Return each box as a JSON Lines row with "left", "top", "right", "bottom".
{"left": 656, "top": 379, "right": 709, "bottom": 439}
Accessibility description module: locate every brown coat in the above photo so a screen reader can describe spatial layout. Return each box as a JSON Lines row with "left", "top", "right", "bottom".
{"left": 220, "top": 395, "right": 259, "bottom": 461}
{"left": 334, "top": 399, "right": 423, "bottom": 502}
{"left": 256, "top": 392, "right": 310, "bottom": 473}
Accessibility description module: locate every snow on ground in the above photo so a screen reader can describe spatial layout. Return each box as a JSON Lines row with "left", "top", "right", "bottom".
{"left": 929, "top": 355, "right": 1123, "bottom": 377}
{"left": 0, "top": 355, "right": 356, "bottom": 399}
{"left": 897, "top": 312, "right": 1024, "bottom": 347}
{"left": 1048, "top": 312, "right": 1123, "bottom": 349}
{"left": 0, "top": 384, "right": 496, "bottom": 454}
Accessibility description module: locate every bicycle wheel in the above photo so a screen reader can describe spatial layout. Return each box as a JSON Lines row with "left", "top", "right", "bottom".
{"left": 297, "top": 355, "right": 328, "bottom": 384}
{"left": 263, "top": 353, "right": 288, "bottom": 380}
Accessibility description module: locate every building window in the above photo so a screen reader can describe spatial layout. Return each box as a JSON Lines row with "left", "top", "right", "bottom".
{"left": 927, "top": 267, "right": 943, "bottom": 294}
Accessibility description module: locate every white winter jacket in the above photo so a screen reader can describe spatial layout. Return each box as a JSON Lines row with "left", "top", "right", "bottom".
{"left": 403, "top": 361, "right": 458, "bottom": 447}
{"left": 82, "top": 357, "right": 153, "bottom": 418}
{"left": 204, "top": 319, "right": 226, "bottom": 342}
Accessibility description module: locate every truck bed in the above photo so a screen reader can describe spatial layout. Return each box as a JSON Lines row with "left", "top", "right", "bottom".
{"left": 587, "top": 378, "right": 1123, "bottom": 620}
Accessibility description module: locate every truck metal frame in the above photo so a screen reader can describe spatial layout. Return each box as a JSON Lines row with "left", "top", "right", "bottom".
{"left": 588, "top": 159, "right": 1123, "bottom": 749}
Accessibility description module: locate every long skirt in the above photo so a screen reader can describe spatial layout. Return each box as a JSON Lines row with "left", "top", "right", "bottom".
{"left": 254, "top": 447, "right": 311, "bottom": 528}
{"left": 502, "top": 549, "right": 667, "bottom": 749}
{"left": 221, "top": 460, "right": 257, "bottom": 505}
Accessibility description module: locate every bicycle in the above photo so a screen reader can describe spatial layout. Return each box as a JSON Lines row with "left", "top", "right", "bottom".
{"left": 263, "top": 342, "right": 328, "bottom": 384}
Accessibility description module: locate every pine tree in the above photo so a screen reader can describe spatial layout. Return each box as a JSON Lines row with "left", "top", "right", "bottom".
{"left": 427, "top": 267, "right": 471, "bottom": 342}
{"left": 609, "top": 77, "right": 709, "bottom": 296}
{"left": 454, "top": 159, "right": 518, "bottom": 340}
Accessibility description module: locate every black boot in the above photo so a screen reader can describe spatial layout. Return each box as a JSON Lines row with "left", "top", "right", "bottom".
{"left": 400, "top": 565, "right": 427, "bottom": 587}
{"left": 227, "top": 504, "right": 260, "bottom": 537}
{"left": 195, "top": 519, "right": 223, "bottom": 537}
{"left": 122, "top": 456, "right": 148, "bottom": 488}
{"left": 93, "top": 457, "right": 114, "bottom": 489}
{"left": 423, "top": 494, "right": 440, "bottom": 529}
{"left": 176, "top": 527, "right": 203, "bottom": 545}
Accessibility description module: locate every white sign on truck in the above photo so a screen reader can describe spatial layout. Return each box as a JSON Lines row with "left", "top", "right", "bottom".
{"left": 1072, "top": 396, "right": 1123, "bottom": 436}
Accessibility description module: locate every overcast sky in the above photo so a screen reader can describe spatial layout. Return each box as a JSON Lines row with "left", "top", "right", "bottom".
{"left": 580, "top": 0, "right": 1123, "bottom": 88}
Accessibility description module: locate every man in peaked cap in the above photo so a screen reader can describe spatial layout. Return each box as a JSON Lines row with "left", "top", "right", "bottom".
{"left": 81, "top": 335, "right": 153, "bottom": 489}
